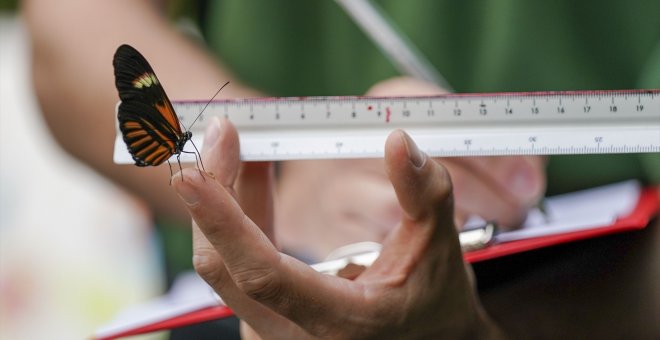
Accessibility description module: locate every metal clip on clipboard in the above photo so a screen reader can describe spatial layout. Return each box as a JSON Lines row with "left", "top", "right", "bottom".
{"left": 312, "top": 223, "right": 496, "bottom": 276}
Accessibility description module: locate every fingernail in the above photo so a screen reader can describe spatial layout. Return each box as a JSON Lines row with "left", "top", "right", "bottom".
{"left": 173, "top": 171, "right": 201, "bottom": 205}
{"left": 203, "top": 117, "right": 222, "bottom": 152}
{"left": 400, "top": 130, "right": 425, "bottom": 168}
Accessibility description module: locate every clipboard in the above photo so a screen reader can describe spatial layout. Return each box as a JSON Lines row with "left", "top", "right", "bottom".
{"left": 464, "top": 186, "right": 658, "bottom": 263}
{"left": 94, "top": 183, "right": 659, "bottom": 340}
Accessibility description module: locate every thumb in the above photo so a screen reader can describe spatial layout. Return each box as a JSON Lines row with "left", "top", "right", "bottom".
{"left": 363, "top": 130, "right": 458, "bottom": 281}
{"left": 385, "top": 130, "right": 454, "bottom": 226}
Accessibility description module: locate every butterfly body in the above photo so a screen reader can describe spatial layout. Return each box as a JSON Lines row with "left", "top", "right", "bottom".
{"left": 113, "top": 44, "right": 198, "bottom": 171}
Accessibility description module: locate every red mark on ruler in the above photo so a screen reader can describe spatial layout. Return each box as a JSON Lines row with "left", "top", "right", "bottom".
{"left": 385, "top": 107, "right": 391, "bottom": 123}
{"left": 367, "top": 105, "right": 373, "bottom": 111}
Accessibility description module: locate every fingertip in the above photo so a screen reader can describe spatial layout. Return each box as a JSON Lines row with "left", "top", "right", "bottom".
{"left": 203, "top": 116, "right": 239, "bottom": 158}
{"left": 385, "top": 129, "right": 408, "bottom": 169}
{"left": 219, "top": 116, "right": 239, "bottom": 142}
{"left": 172, "top": 168, "right": 206, "bottom": 206}
{"left": 401, "top": 130, "right": 426, "bottom": 168}
{"left": 385, "top": 130, "right": 453, "bottom": 221}
{"left": 172, "top": 166, "right": 206, "bottom": 183}
{"left": 385, "top": 129, "right": 428, "bottom": 181}
{"left": 507, "top": 157, "right": 546, "bottom": 202}
{"left": 202, "top": 116, "right": 222, "bottom": 153}
{"left": 202, "top": 116, "right": 241, "bottom": 187}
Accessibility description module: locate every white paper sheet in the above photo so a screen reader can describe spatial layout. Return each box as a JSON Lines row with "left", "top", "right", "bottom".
{"left": 495, "top": 180, "right": 640, "bottom": 242}
{"left": 94, "top": 272, "right": 221, "bottom": 339}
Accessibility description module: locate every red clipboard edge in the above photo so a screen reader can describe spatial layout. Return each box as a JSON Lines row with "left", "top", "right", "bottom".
{"left": 93, "top": 305, "right": 234, "bottom": 340}
{"left": 464, "top": 187, "right": 659, "bottom": 263}
{"left": 94, "top": 187, "right": 659, "bottom": 339}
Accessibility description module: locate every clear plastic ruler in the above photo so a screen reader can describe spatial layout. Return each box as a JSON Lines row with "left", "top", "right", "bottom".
{"left": 114, "top": 89, "right": 660, "bottom": 163}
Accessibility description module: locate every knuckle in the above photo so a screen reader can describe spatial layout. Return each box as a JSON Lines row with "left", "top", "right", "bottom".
{"left": 232, "top": 265, "right": 282, "bottom": 302}
{"left": 193, "top": 250, "right": 226, "bottom": 288}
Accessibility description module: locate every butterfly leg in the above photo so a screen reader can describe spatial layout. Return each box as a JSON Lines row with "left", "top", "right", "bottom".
{"left": 189, "top": 139, "right": 206, "bottom": 173}
{"left": 181, "top": 150, "right": 205, "bottom": 181}
{"left": 167, "top": 159, "right": 174, "bottom": 185}
{"left": 176, "top": 154, "right": 185, "bottom": 182}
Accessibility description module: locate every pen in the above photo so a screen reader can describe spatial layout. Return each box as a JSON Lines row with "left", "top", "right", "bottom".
{"left": 334, "top": 0, "right": 453, "bottom": 91}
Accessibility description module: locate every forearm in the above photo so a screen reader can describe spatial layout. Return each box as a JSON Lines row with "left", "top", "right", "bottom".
{"left": 23, "top": 0, "right": 259, "bottom": 225}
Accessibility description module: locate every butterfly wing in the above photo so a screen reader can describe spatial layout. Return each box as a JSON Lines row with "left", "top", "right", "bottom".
{"left": 113, "top": 44, "right": 184, "bottom": 166}
{"left": 118, "top": 101, "right": 180, "bottom": 166}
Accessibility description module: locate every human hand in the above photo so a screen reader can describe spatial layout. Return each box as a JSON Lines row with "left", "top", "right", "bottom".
{"left": 366, "top": 77, "right": 547, "bottom": 229}
{"left": 173, "top": 118, "right": 504, "bottom": 339}
{"left": 277, "top": 78, "right": 546, "bottom": 259}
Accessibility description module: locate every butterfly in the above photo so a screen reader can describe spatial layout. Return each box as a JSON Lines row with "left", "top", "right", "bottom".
{"left": 113, "top": 44, "right": 226, "bottom": 181}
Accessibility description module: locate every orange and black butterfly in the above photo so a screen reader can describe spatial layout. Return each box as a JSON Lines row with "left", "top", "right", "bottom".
{"left": 113, "top": 44, "right": 208, "bottom": 179}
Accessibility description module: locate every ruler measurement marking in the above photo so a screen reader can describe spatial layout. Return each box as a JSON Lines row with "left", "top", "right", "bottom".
{"left": 114, "top": 90, "right": 660, "bottom": 163}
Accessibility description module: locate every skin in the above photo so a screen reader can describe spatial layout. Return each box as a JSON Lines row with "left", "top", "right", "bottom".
{"left": 24, "top": 1, "right": 544, "bottom": 234}
{"left": 174, "top": 118, "right": 505, "bottom": 339}
{"left": 277, "top": 78, "right": 546, "bottom": 259}
{"left": 24, "top": 0, "right": 544, "bottom": 337}
{"left": 23, "top": 0, "right": 258, "bottom": 224}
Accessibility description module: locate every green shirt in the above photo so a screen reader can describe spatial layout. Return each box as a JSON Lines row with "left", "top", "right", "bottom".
{"left": 201, "top": 0, "right": 660, "bottom": 194}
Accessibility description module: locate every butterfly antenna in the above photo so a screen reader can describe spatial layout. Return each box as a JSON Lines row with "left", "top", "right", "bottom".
{"left": 186, "top": 81, "right": 230, "bottom": 131}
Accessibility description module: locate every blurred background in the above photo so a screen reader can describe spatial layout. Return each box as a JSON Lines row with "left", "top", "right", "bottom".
{"left": 2, "top": 0, "right": 658, "bottom": 338}
{"left": 1, "top": 2, "right": 165, "bottom": 339}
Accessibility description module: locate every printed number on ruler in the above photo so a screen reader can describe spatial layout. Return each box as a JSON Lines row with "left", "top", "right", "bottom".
{"left": 114, "top": 90, "right": 660, "bottom": 163}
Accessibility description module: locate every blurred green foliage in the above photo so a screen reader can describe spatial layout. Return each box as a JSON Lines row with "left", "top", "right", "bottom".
{"left": 0, "top": 0, "right": 18, "bottom": 12}
{"left": 166, "top": 0, "right": 199, "bottom": 21}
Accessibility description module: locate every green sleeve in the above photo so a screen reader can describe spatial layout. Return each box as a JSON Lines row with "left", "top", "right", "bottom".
{"left": 200, "top": 0, "right": 660, "bottom": 193}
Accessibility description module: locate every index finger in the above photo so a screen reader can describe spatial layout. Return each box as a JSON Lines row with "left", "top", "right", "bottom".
{"left": 201, "top": 117, "right": 240, "bottom": 189}
{"left": 174, "top": 169, "right": 362, "bottom": 336}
